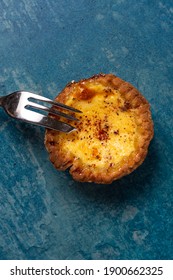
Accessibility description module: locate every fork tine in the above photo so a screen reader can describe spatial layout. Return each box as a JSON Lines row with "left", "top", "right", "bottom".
{"left": 27, "top": 92, "right": 82, "bottom": 113}
{"left": 27, "top": 101, "right": 79, "bottom": 121}
{"left": 17, "top": 109, "right": 76, "bottom": 133}
{"left": 39, "top": 116, "right": 76, "bottom": 133}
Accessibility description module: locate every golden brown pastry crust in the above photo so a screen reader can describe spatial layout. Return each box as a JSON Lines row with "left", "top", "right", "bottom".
{"left": 45, "top": 74, "right": 154, "bottom": 184}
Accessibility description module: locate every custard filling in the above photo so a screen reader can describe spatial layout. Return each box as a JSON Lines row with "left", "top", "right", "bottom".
{"left": 54, "top": 81, "right": 139, "bottom": 168}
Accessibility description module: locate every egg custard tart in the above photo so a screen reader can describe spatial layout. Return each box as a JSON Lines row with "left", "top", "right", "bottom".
{"left": 45, "top": 74, "right": 154, "bottom": 184}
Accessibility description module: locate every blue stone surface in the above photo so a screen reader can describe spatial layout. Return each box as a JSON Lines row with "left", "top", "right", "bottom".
{"left": 0, "top": 0, "right": 173, "bottom": 260}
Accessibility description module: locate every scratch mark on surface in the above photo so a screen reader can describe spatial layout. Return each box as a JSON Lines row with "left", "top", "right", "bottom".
{"left": 121, "top": 205, "right": 139, "bottom": 222}
{"left": 133, "top": 230, "right": 149, "bottom": 245}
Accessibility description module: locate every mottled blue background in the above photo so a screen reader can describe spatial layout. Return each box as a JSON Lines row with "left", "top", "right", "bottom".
{"left": 0, "top": 0, "right": 173, "bottom": 260}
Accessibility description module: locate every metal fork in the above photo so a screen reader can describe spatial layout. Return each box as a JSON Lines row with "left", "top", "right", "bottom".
{"left": 0, "top": 91, "right": 81, "bottom": 133}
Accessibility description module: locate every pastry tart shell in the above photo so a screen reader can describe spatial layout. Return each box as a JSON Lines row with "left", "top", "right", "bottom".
{"left": 45, "top": 74, "right": 154, "bottom": 184}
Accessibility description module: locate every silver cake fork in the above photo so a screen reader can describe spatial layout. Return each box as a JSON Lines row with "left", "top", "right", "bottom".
{"left": 0, "top": 91, "right": 81, "bottom": 133}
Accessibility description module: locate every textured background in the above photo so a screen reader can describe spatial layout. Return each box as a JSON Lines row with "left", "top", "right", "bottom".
{"left": 0, "top": 0, "right": 173, "bottom": 260}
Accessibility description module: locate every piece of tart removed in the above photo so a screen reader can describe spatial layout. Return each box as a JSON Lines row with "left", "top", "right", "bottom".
{"left": 45, "top": 74, "right": 154, "bottom": 184}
